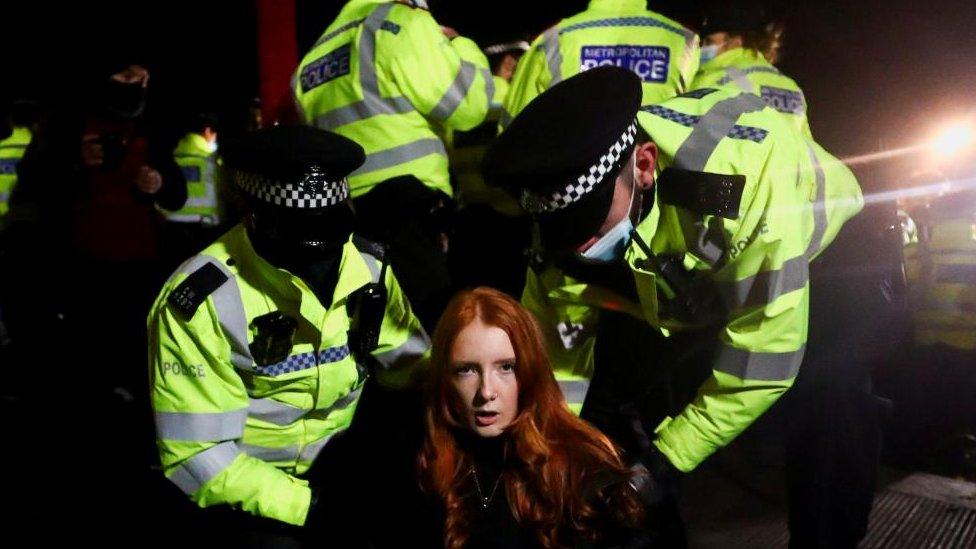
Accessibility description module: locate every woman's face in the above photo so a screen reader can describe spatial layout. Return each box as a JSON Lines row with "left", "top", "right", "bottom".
{"left": 449, "top": 319, "right": 519, "bottom": 438}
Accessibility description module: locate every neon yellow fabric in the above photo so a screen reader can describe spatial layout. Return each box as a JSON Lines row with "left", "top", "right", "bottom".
{"left": 0, "top": 127, "right": 32, "bottom": 217}
{"left": 163, "top": 133, "right": 220, "bottom": 224}
{"left": 693, "top": 47, "right": 812, "bottom": 139}
{"left": 522, "top": 88, "right": 863, "bottom": 471}
{"left": 503, "top": 0, "right": 699, "bottom": 126}
{"left": 148, "top": 225, "right": 429, "bottom": 525}
{"left": 294, "top": 0, "right": 492, "bottom": 198}
{"left": 907, "top": 216, "right": 976, "bottom": 350}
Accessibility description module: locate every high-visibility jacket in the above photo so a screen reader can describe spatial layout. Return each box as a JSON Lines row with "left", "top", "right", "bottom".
{"left": 148, "top": 225, "right": 430, "bottom": 525}
{"left": 906, "top": 214, "right": 976, "bottom": 350}
{"left": 502, "top": 0, "right": 699, "bottom": 127}
{"left": 0, "top": 127, "right": 32, "bottom": 217}
{"left": 693, "top": 47, "right": 812, "bottom": 139}
{"left": 293, "top": 0, "right": 493, "bottom": 199}
{"left": 523, "top": 87, "right": 863, "bottom": 471}
{"left": 445, "top": 75, "right": 523, "bottom": 216}
{"left": 162, "top": 133, "right": 220, "bottom": 225}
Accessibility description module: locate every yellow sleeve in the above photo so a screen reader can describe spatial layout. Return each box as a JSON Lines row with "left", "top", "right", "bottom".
{"left": 149, "top": 274, "right": 312, "bottom": 526}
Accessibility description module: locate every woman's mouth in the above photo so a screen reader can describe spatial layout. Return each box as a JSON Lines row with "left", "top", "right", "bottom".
{"left": 475, "top": 411, "right": 499, "bottom": 426}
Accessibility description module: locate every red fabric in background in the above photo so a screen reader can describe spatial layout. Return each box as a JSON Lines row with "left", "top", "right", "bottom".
{"left": 256, "top": 0, "right": 299, "bottom": 126}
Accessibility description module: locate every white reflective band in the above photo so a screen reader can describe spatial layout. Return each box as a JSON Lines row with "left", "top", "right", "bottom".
{"left": 374, "top": 331, "right": 431, "bottom": 370}
{"left": 322, "top": 387, "right": 362, "bottom": 415}
{"left": 167, "top": 441, "right": 242, "bottom": 495}
{"left": 241, "top": 443, "right": 300, "bottom": 463}
{"left": 722, "top": 68, "right": 755, "bottom": 94}
{"left": 558, "top": 379, "right": 590, "bottom": 405}
{"left": 178, "top": 257, "right": 256, "bottom": 372}
{"left": 358, "top": 251, "right": 382, "bottom": 283}
{"left": 719, "top": 255, "right": 809, "bottom": 311}
{"left": 804, "top": 143, "right": 828, "bottom": 260}
{"left": 713, "top": 344, "right": 805, "bottom": 381}
{"left": 184, "top": 196, "right": 217, "bottom": 208}
{"left": 301, "top": 429, "right": 347, "bottom": 464}
{"left": 352, "top": 138, "right": 447, "bottom": 176}
{"left": 0, "top": 192, "right": 10, "bottom": 202}
{"left": 482, "top": 68, "right": 497, "bottom": 113}
{"left": 430, "top": 61, "right": 478, "bottom": 122}
{"left": 542, "top": 26, "right": 563, "bottom": 87}
{"left": 248, "top": 398, "right": 308, "bottom": 426}
{"left": 155, "top": 409, "right": 248, "bottom": 441}
{"left": 315, "top": 96, "right": 415, "bottom": 129}
{"left": 165, "top": 213, "right": 217, "bottom": 225}
{"left": 359, "top": 4, "right": 394, "bottom": 98}
{"left": 673, "top": 93, "right": 768, "bottom": 172}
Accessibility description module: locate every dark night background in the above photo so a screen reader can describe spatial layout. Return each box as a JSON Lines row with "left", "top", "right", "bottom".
{"left": 4, "top": 0, "right": 976, "bottom": 185}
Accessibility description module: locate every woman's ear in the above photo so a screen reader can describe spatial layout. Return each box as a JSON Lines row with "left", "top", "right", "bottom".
{"left": 634, "top": 142, "right": 657, "bottom": 191}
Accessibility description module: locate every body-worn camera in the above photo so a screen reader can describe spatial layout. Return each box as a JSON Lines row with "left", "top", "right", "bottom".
{"left": 249, "top": 311, "right": 298, "bottom": 366}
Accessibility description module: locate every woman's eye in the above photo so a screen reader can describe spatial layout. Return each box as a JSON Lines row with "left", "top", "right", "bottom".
{"left": 454, "top": 365, "right": 475, "bottom": 375}
{"left": 500, "top": 362, "right": 515, "bottom": 372}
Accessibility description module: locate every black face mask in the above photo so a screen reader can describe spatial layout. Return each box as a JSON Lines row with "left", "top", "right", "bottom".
{"left": 247, "top": 203, "right": 355, "bottom": 273}
{"left": 103, "top": 81, "right": 146, "bottom": 119}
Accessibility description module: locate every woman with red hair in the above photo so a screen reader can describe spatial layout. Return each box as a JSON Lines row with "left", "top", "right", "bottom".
{"left": 419, "top": 287, "right": 650, "bottom": 548}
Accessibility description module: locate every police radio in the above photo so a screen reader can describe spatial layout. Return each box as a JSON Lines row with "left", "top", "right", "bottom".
{"left": 346, "top": 251, "right": 390, "bottom": 384}
{"left": 630, "top": 230, "right": 725, "bottom": 325}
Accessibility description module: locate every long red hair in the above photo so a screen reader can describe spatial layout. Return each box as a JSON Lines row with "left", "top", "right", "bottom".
{"left": 419, "top": 287, "right": 642, "bottom": 549}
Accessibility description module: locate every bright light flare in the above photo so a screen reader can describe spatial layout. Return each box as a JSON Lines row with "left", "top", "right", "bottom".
{"left": 930, "top": 122, "right": 975, "bottom": 158}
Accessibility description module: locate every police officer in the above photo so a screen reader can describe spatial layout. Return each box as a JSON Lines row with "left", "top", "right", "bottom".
{"left": 890, "top": 188, "right": 976, "bottom": 466}
{"left": 147, "top": 126, "right": 430, "bottom": 544}
{"left": 694, "top": 1, "right": 812, "bottom": 138}
{"left": 160, "top": 112, "right": 225, "bottom": 266}
{"left": 292, "top": 0, "right": 495, "bottom": 330}
{"left": 485, "top": 66, "right": 863, "bottom": 545}
{"left": 0, "top": 100, "right": 37, "bottom": 221}
{"left": 502, "top": 0, "right": 700, "bottom": 128}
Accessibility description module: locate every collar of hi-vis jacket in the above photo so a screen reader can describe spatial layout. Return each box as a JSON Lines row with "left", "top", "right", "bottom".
{"left": 224, "top": 225, "right": 377, "bottom": 321}
{"left": 700, "top": 47, "right": 771, "bottom": 74}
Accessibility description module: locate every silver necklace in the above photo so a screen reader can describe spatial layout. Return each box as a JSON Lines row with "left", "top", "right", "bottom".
{"left": 471, "top": 465, "right": 502, "bottom": 509}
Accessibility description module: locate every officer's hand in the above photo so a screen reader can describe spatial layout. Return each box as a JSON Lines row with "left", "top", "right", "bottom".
{"left": 136, "top": 165, "right": 163, "bottom": 194}
{"left": 631, "top": 446, "right": 680, "bottom": 507}
{"left": 81, "top": 134, "right": 104, "bottom": 167}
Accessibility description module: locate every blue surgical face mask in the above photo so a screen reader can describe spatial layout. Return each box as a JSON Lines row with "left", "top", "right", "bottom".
{"left": 700, "top": 44, "right": 724, "bottom": 64}
{"left": 580, "top": 161, "right": 638, "bottom": 263}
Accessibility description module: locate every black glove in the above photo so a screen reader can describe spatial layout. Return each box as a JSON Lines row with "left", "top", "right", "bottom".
{"left": 630, "top": 445, "right": 680, "bottom": 507}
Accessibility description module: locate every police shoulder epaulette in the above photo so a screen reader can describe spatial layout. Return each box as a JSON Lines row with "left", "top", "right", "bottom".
{"left": 167, "top": 262, "right": 228, "bottom": 319}
{"left": 352, "top": 234, "right": 388, "bottom": 262}
{"left": 657, "top": 167, "right": 744, "bottom": 220}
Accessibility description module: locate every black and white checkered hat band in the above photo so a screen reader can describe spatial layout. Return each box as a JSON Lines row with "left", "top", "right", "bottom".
{"left": 234, "top": 170, "right": 349, "bottom": 209}
{"left": 520, "top": 121, "right": 637, "bottom": 214}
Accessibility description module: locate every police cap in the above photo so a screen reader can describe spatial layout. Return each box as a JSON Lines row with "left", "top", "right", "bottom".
{"left": 485, "top": 66, "right": 642, "bottom": 250}
{"left": 222, "top": 125, "right": 365, "bottom": 210}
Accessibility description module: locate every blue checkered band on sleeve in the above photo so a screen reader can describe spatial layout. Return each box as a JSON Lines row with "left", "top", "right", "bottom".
{"left": 520, "top": 122, "right": 638, "bottom": 214}
{"left": 235, "top": 165, "right": 349, "bottom": 209}
{"left": 255, "top": 344, "right": 351, "bottom": 377}
{"left": 642, "top": 105, "right": 769, "bottom": 144}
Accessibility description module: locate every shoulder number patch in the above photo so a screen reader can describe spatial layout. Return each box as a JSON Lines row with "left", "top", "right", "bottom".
{"left": 167, "top": 262, "right": 228, "bottom": 319}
